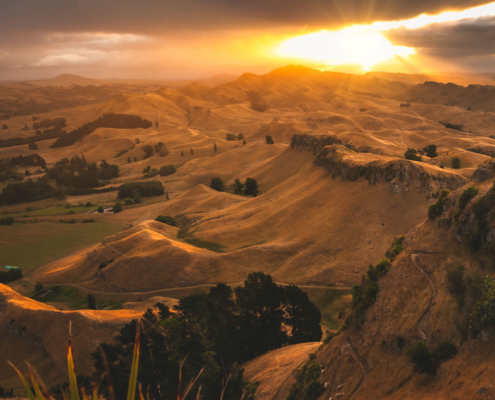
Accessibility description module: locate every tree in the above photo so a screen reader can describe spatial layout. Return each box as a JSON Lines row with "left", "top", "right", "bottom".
{"left": 226, "top": 133, "right": 237, "bottom": 141}
{"left": 190, "top": 148, "right": 194, "bottom": 155}
{"left": 210, "top": 177, "right": 225, "bottom": 192}
{"left": 452, "top": 157, "right": 461, "bottom": 169}
{"left": 87, "top": 294, "right": 97, "bottom": 310}
{"left": 127, "top": 156, "right": 131, "bottom": 163}
{"left": 97, "top": 206, "right": 104, "bottom": 213}
{"left": 214, "top": 143, "right": 217, "bottom": 152}
{"left": 237, "top": 133, "right": 244, "bottom": 140}
{"left": 408, "top": 341, "right": 435, "bottom": 374}
{"left": 2, "top": 124, "right": 8, "bottom": 130}
{"left": 142, "top": 145, "right": 154, "bottom": 159}
{"left": 244, "top": 178, "right": 258, "bottom": 196}
{"left": 133, "top": 192, "right": 141, "bottom": 204}
{"left": 155, "top": 215, "right": 176, "bottom": 226}
{"left": 113, "top": 201, "right": 123, "bottom": 213}
{"left": 423, "top": 144, "right": 438, "bottom": 158}
{"left": 243, "top": 139, "right": 246, "bottom": 145}
{"left": 234, "top": 178, "right": 244, "bottom": 194}
{"left": 405, "top": 148, "right": 422, "bottom": 161}
{"left": 265, "top": 135, "right": 274, "bottom": 144}
{"left": 133, "top": 157, "right": 137, "bottom": 162}
{"left": 159, "top": 165, "right": 176, "bottom": 176}
{"left": 284, "top": 285, "right": 322, "bottom": 343}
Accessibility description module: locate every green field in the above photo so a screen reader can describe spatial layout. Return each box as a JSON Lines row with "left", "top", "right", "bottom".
{"left": 304, "top": 287, "right": 352, "bottom": 330}
{"left": 0, "top": 222, "right": 127, "bottom": 270}
{"left": 35, "top": 285, "right": 122, "bottom": 310}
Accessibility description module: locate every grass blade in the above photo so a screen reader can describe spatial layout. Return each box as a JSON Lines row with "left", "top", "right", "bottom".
{"left": 126, "top": 322, "right": 140, "bottom": 400}
{"left": 7, "top": 361, "right": 36, "bottom": 400}
{"left": 68, "top": 321, "right": 80, "bottom": 400}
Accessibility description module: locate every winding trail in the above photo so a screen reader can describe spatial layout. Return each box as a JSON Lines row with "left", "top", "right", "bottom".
{"left": 411, "top": 254, "right": 437, "bottom": 341}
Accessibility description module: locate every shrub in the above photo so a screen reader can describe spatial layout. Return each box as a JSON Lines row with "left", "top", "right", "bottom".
{"left": 34, "top": 282, "right": 44, "bottom": 292}
{"left": 408, "top": 341, "right": 435, "bottom": 374}
{"left": 396, "top": 335, "right": 406, "bottom": 349}
{"left": 405, "top": 148, "right": 422, "bottom": 161}
{"left": 97, "top": 206, "right": 104, "bottom": 213}
{"left": 423, "top": 144, "right": 438, "bottom": 158}
{"left": 244, "top": 177, "right": 258, "bottom": 196}
{"left": 446, "top": 265, "right": 467, "bottom": 306}
{"left": 238, "top": 133, "right": 244, "bottom": 140}
{"left": 142, "top": 144, "right": 154, "bottom": 159}
{"left": 458, "top": 186, "right": 479, "bottom": 210}
{"left": 133, "top": 192, "right": 141, "bottom": 204}
{"left": 226, "top": 133, "right": 237, "bottom": 141}
{"left": 81, "top": 219, "right": 95, "bottom": 223}
{"left": 28, "top": 142, "right": 38, "bottom": 150}
{"left": 452, "top": 157, "right": 461, "bottom": 169}
{"left": 470, "top": 276, "right": 495, "bottom": 332}
{"left": 431, "top": 341, "right": 458, "bottom": 363}
{"left": 210, "top": 177, "right": 225, "bottom": 192}
{"left": 428, "top": 189, "right": 451, "bottom": 220}
{"left": 0, "top": 216, "right": 14, "bottom": 225}
{"left": 155, "top": 215, "right": 176, "bottom": 226}
{"left": 87, "top": 294, "right": 97, "bottom": 310}
{"left": 113, "top": 201, "right": 123, "bottom": 213}
{"left": 385, "top": 235, "right": 405, "bottom": 260}
{"left": 85, "top": 202, "right": 92, "bottom": 207}
{"left": 118, "top": 181, "right": 164, "bottom": 198}
{"left": 124, "top": 198, "right": 133, "bottom": 206}
{"left": 159, "top": 165, "right": 176, "bottom": 176}
{"left": 287, "top": 354, "right": 325, "bottom": 400}
{"left": 265, "top": 135, "right": 274, "bottom": 144}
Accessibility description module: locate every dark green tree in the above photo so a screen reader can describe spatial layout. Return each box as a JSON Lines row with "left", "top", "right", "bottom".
{"left": 87, "top": 294, "right": 97, "bottom": 310}
{"left": 265, "top": 135, "right": 274, "bottom": 144}
{"left": 452, "top": 157, "right": 461, "bottom": 169}
{"left": 112, "top": 201, "right": 123, "bottom": 213}
{"left": 244, "top": 178, "right": 258, "bottom": 196}
{"left": 234, "top": 178, "right": 244, "bottom": 194}
{"left": 210, "top": 177, "right": 225, "bottom": 192}
{"left": 142, "top": 145, "right": 154, "bottom": 159}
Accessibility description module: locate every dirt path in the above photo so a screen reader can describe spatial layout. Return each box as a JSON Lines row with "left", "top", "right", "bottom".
{"left": 411, "top": 254, "right": 437, "bottom": 340}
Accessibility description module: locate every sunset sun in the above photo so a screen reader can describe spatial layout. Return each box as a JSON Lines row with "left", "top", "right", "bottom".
{"left": 278, "top": 28, "right": 415, "bottom": 70}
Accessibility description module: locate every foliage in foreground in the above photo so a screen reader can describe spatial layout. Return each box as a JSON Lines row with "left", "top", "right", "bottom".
{"left": 408, "top": 340, "right": 457, "bottom": 374}
{"left": 287, "top": 354, "right": 325, "bottom": 400}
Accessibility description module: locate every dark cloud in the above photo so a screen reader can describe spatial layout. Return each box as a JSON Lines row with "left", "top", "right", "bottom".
{"left": 0, "top": 0, "right": 490, "bottom": 36}
{"left": 386, "top": 16, "right": 495, "bottom": 58}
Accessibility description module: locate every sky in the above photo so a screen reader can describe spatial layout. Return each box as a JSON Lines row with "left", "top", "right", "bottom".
{"left": 2, "top": 0, "right": 495, "bottom": 80}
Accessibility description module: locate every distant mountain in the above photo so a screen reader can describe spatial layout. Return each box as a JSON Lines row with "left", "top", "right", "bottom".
{"left": 396, "top": 81, "right": 495, "bottom": 112}
{"left": 29, "top": 74, "right": 101, "bottom": 87}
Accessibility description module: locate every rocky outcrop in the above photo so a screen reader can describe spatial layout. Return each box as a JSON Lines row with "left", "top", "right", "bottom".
{"left": 472, "top": 160, "right": 495, "bottom": 182}
{"left": 291, "top": 133, "right": 467, "bottom": 196}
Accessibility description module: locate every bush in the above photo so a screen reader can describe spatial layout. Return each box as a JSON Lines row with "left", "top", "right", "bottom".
{"left": 34, "top": 282, "right": 44, "bottom": 292}
{"left": 396, "top": 335, "right": 406, "bottom": 349}
{"left": 85, "top": 201, "right": 92, "bottom": 207}
{"left": 87, "top": 294, "right": 97, "bottom": 310}
{"left": 428, "top": 189, "right": 451, "bottom": 220}
{"left": 244, "top": 177, "right": 258, "bottom": 196}
{"left": 0, "top": 216, "right": 14, "bottom": 225}
{"left": 210, "top": 177, "right": 225, "bottom": 192}
{"left": 452, "top": 157, "right": 461, "bottom": 169}
{"left": 113, "top": 202, "right": 123, "bottom": 213}
{"left": 470, "top": 276, "right": 495, "bottom": 332}
{"left": 265, "top": 135, "right": 274, "bottom": 144}
{"left": 423, "top": 144, "right": 438, "bottom": 158}
{"left": 118, "top": 181, "right": 164, "bottom": 198}
{"left": 226, "top": 133, "right": 237, "bottom": 141}
{"left": 124, "top": 198, "right": 133, "bottom": 206}
{"left": 28, "top": 142, "right": 38, "bottom": 150}
{"left": 287, "top": 354, "right": 325, "bottom": 400}
{"left": 142, "top": 145, "right": 154, "bottom": 159}
{"left": 82, "top": 219, "right": 95, "bottom": 223}
{"left": 385, "top": 235, "right": 405, "bottom": 260}
{"left": 97, "top": 206, "right": 104, "bottom": 213}
{"left": 446, "top": 265, "right": 467, "bottom": 306}
{"left": 133, "top": 192, "right": 141, "bottom": 204}
{"left": 431, "top": 341, "right": 457, "bottom": 363}
{"left": 458, "top": 186, "right": 479, "bottom": 210}
{"left": 408, "top": 341, "right": 435, "bottom": 374}
{"left": 159, "top": 165, "right": 176, "bottom": 176}
{"left": 405, "top": 148, "right": 422, "bottom": 161}
{"left": 155, "top": 215, "right": 176, "bottom": 226}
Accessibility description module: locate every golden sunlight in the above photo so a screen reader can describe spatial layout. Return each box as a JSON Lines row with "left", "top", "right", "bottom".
{"left": 278, "top": 29, "right": 414, "bottom": 70}
{"left": 278, "top": 1, "right": 495, "bottom": 70}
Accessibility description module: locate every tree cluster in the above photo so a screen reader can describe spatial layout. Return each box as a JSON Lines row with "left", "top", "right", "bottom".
{"left": 117, "top": 181, "right": 164, "bottom": 199}
{"left": 91, "top": 272, "right": 321, "bottom": 400}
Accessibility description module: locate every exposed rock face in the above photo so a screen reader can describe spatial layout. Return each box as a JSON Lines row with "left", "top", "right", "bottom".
{"left": 291, "top": 133, "right": 467, "bottom": 196}
{"left": 472, "top": 160, "right": 495, "bottom": 182}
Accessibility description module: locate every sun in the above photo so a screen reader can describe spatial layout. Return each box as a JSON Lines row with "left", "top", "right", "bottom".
{"left": 278, "top": 28, "right": 415, "bottom": 70}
